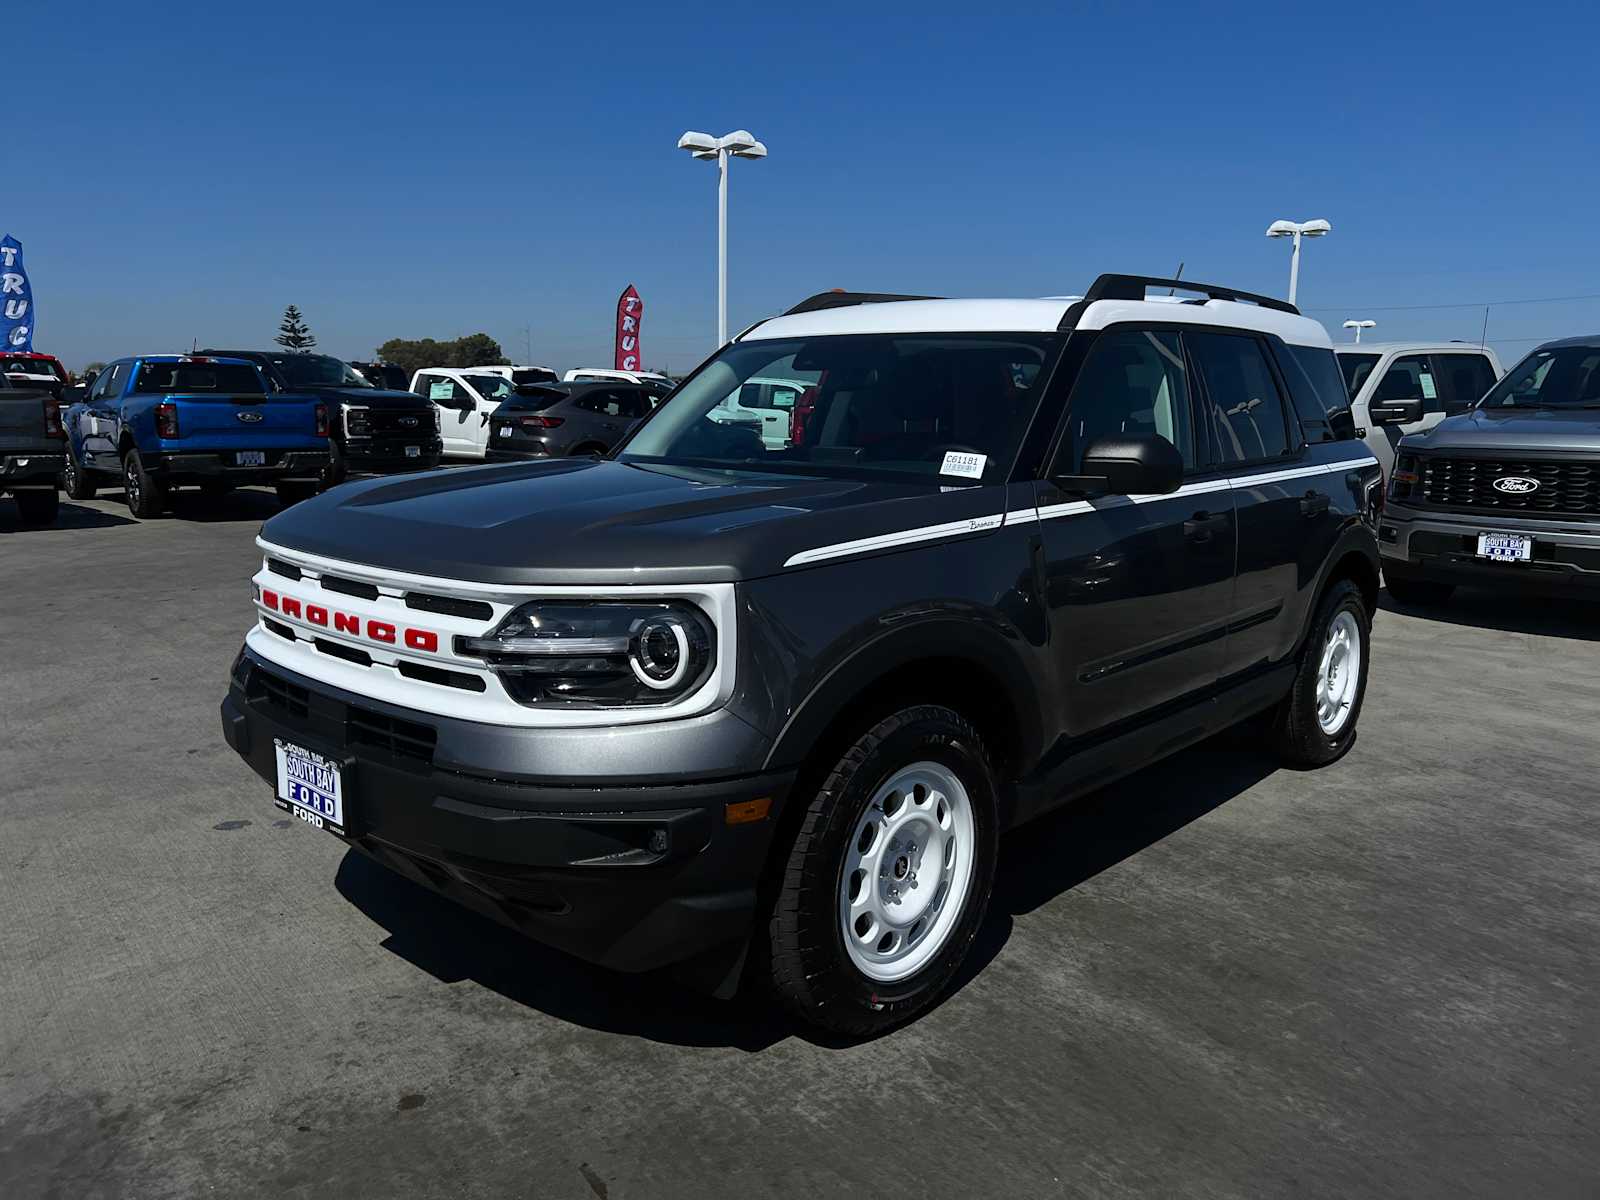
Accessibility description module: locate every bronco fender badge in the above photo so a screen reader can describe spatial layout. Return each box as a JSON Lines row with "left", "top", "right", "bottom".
{"left": 1492, "top": 476, "right": 1539, "bottom": 494}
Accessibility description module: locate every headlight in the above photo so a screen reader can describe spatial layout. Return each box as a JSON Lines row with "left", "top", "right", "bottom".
{"left": 457, "top": 601, "right": 715, "bottom": 707}
{"left": 345, "top": 406, "right": 371, "bottom": 436}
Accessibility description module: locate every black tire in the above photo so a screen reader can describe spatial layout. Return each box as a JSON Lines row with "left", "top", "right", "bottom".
{"left": 13, "top": 489, "right": 60, "bottom": 527}
{"left": 61, "top": 447, "right": 96, "bottom": 500}
{"left": 1268, "top": 578, "right": 1370, "bottom": 767}
{"left": 275, "top": 480, "right": 317, "bottom": 508}
{"left": 1384, "top": 572, "right": 1453, "bottom": 607}
{"left": 123, "top": 448, "right": 166, "bottom": 519}
{"left": 768, "top": 704, "right": 999, "bottom": 1036}
{"left": 320, "top": 439, "right": 348, "bottom": 490}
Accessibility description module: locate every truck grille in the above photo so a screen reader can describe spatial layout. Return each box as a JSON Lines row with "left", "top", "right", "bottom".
{"left": 1400, "top": 454, "right": 1600, "bottom": 517}
{"left": 366, "top": 409, "right": 432, "bottom": 435}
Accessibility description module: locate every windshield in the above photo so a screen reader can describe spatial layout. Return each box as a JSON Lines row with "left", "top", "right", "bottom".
{"left": 135, "top": 362, "right": 267, "bottom": 394}
{"left": 1480, "top": 345, "right": 1600, "bottom": 409}
{"left": 3, "top": 357, "right": 64, "bottom": 381}
{"left": 268, "top": 353, "right": 372, "bottom": 389}
{"left": 1338, "top": 352, "right": 1380, "bottom": 398}
{"left": 619, "top": 334, "right": 1058, "bottom": 484}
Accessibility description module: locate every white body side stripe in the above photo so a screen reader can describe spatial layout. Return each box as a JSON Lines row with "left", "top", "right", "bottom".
{"left": 785, "top": 457, "right": 1377, "bottom": 567}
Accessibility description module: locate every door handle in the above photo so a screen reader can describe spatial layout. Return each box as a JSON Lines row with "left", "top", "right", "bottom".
{"left": 1184, "top": 511, "right": 1229, "bottom": 542}
{"left": 1300, "top": 490, "right": 1330, "bottom": 517}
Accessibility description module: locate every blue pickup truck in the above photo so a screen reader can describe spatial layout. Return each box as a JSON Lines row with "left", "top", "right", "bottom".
{"left": 61, "top": 355, "right": 331, "bottom": 518}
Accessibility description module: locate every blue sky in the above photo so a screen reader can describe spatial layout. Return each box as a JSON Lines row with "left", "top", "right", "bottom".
{"left": 11, "top": 0, "right": 1600, "bottom": 371}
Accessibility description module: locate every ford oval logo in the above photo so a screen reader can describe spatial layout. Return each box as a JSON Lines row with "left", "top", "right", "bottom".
{"left": 399, "top": 416, "right": 419, "bottom": 427}
{"left": 1492, "top": 476, "right": 1539, "bottom": 494}
{"left": 236, "top": 410, "right": 264, "bottom": 423}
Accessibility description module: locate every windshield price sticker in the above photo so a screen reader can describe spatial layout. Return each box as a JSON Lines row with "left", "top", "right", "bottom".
{"left": 940, "top": 451, "right": 987, "bottom": 480}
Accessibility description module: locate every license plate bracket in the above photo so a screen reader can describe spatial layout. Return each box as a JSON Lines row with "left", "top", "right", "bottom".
{"left": 405, "top": 445, "right": 421, "bottom": 458}
{"left": 1476, "top": 531, "right": 1533, "bottom": 563}
{"left": 273, "top": 738, "right": 355, "bottom": 836}
{"left": 236, "top": 450, "right": 267, "bottom": 467}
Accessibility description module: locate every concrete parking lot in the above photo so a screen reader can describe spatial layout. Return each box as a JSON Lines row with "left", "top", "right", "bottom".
{"left": 2, "top": 488, "right": 1597, "bottom": 1199}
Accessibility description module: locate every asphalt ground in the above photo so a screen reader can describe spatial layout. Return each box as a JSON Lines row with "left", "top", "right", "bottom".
{"left": 2, "top": 486, "right": 1597, "bottom": 1198}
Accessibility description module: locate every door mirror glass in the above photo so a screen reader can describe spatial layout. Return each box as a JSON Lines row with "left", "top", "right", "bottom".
{"left": 1058, "top": 433, "right": 1184, "bottom": 496}
{"left": 1370, "top": 398, "right": 1424, "bottom": 425}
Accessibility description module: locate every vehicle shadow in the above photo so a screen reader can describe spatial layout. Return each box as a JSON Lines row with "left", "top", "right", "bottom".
{"left": 334, "top": 738, "right": 1274, "bottom": 1051}
{"left": 165, "top": 488, "right": 286, "bottom": 523}
{"left": 0, "top": 499, "right": 138, "bottom": 533}
{"left": 1379, "top": 586, "right": 1600, "bottom": 641}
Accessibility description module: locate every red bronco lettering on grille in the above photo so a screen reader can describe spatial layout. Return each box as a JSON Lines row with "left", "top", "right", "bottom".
{"left": 259, "top": 588, "right": 440, "bottom": 655}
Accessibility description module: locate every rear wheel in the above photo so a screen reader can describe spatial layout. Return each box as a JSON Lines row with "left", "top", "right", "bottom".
{"left": 123, "top": 449, "right": 166, "bottom": 519}
{"left": 275, "top": 480, "right": 317, "bottom": 508}
{"left": 1269, "top": 579, "right": 1370, "bottom": 767}
{"left": 1384, "top": 572, "right": 1453, "bottom": 607}
{"left": 61, "top": 447, "right": 96, "bottom": 500}
{"left": 768, "top": 705, "right": 998, "bottom": 1036}
{"left": 13, "top": 489, "right": 60, "bottom": 527}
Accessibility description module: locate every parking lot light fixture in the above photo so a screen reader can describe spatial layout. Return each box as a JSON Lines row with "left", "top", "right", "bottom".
{"left": 1266, "top": 218, "right": 1331, "bottom": 307}
{"left": 677, "top": 129, "right": 769, "bottom": 345}
{"left": 1343, "top": 318, "right": 1376, "bottom": 344}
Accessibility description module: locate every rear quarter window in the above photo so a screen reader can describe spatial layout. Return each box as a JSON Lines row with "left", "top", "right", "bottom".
{"left": 1283, "top": 345, "right": 1357, "bottom": 443}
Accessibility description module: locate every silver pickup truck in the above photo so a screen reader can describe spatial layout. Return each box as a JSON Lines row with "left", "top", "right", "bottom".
{"left": 0, "top": 372, "right": 64, "bottom": 526}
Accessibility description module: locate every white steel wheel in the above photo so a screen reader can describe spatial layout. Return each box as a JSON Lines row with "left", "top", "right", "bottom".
{"left": 838, "top": 761, "right": 976, "bottom": 983}
{"left": 1316, "top": 610, "right": 1361, "bottom": 735}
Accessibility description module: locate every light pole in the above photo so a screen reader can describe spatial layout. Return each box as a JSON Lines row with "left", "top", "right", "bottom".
{"left": 1266, "top": 218, "right": 1331, "bottom": 307}
{"left": 1342, "top": 319, "right": 1376, "bottom": 344}
{"left": 677, "top": 129, "right": 768, "bottom": 345}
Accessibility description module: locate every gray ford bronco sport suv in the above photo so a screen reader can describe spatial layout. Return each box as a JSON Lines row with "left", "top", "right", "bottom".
{"left": 1382, "top": 335, "right": 1600, "bottom": 604}
{"left": 219, "top": 275, "right": 1382, "bottom": 1034}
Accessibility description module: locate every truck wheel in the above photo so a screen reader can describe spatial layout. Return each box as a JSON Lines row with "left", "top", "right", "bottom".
{"left": 1384, "top": 573, "right": 1453, "bottom": 607}
{"left": 320, "top": 440, "right": 348, "bottom": 490}
{"left": 1269, "top": 579, "right": 1370, "bottom": 767}
{"left": 123, "top": 449, "right": 166, "bottom": 519}
{"left": 13, "top": 489, "right": 60, "bottom": 527}
{"left": 768, "top": 705, "right": 999, "bottom": 1036}
{"left": 62, "top": 448, "right": 96, "bottom": 500}
{"left": 275, "top": 480, "right": 317, "bottom": 507}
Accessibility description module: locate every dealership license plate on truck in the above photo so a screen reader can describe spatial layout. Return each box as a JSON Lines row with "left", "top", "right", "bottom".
{"left": 405, "top": 445, "right": 421, "bottom": 458}
{"left": 236, "top": 450, "right": 266, "bottom": 466}
{"left": 1477, "top": 532, "right": 1533, "bottom": 562}
{"left": 274, "top": 739, "right": 347, "bottom": 833}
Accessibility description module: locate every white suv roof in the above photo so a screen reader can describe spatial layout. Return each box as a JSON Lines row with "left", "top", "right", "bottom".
{"left": 743, "top": 276, "right": 1332, "bottom": 349}
{"left": 1335, "top": 342, "right": 1494, "bottom": 354}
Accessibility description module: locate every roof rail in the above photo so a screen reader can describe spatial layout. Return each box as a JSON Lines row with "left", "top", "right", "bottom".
{"left": 1077, "top": 273, "right": 1300, "bottom": 317}
{"left": 784, "top": 290, "right": 941, "bottom": 316}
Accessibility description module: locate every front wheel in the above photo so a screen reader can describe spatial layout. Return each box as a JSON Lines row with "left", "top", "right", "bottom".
{"left": 62, "top": 447, "right": 96, "bottom": 500}
{"left": 13, "top": 489, "right": 60, "bottom": 527}
{"left": 1269, "top": 579, "right": 1370, "bottom": 767}
{"left": 768, "top": 705, "right": 999, "bottom": 1036}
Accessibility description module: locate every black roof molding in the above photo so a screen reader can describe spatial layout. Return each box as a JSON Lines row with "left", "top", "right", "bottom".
{"left": 784, "top": 291, "right": 942, "bottom": 316}
{"left": 1060, "top": 274, "right": 1299, "bottom": 329}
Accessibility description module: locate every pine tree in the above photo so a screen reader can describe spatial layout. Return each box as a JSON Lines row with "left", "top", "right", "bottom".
{"left": 275, "top": 305, "right": 317, "bottom": 351}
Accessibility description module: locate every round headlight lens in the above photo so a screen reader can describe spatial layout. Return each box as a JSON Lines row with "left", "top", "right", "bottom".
{"left": 631, "top": 616, "right": 693, "bottom": 690}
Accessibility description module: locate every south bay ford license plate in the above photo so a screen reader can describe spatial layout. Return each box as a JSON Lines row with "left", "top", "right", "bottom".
{"left": 274, "top": 739, "right": 347, "bottom": 833}
{"left": 236, "top": 450, "right": 266, "bottom": 466}
{"left": 1477, "top": 532, "right": 1533, "bottom": 562}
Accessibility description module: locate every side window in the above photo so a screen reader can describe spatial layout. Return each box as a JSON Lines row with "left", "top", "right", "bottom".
{"left": 1281, "top": 344, "right": 1357, "bottom": 443}
{"left": 423, "top": 375, "right": 464, "bottom": 405}
{"left": 1058, "top": 329, "right": 1195, "bottom": 471}
{"left": 1434, "top": 353, "right": 1496, "bottom": 412}
{"left": 1373, "top": 354, "right": 1440, "bottom": 413}
{"left": 617, "top": 389, "right": 653, "bottom": 419}
{"left": 95, "top": 363, "right": 125, "bottom": 401}
{"left": 1188, "top": 332, "right": 1294, "bottom": 464}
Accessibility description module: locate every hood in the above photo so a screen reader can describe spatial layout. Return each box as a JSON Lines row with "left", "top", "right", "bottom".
{"left": 259, "top": 458, "right": 1001, "bottom": 585}
{"left": 304, "top": 386, "right": 429, "bottom": 409}
{"left": 1402, "top": 406, "right": 1600, "bottom": 455}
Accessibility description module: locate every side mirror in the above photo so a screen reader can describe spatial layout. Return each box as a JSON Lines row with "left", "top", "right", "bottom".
{"left": 1369, "top": 398, "right": 1424, "bottom": 426}
{"left": 1055, "top": 433, "right": 1184, "bottom": 496}
{"left": 82, "top": 370, "right": 99, "bottom": 389}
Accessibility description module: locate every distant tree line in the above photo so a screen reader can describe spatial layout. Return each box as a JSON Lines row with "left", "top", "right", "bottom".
{"left": 375, "top": 334, "right": 506, "bottom": 375}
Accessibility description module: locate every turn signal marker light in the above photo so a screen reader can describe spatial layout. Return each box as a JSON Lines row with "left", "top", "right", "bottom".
{"left": 725, "top": 797, "right": 773, "bottom": 826}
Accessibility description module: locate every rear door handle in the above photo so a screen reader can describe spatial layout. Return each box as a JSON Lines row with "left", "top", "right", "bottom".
{"left": 1300, "top": 490, "right": 1330, "bottom": 517}
{"left": 1184, "top": 511, "right": 1230, "bottom": 542}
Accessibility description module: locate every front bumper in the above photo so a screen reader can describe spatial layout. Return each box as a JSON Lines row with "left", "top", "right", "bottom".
{"left": 150, "top": 449, "right": 331, "bottom": 482}
{"left": 1381, "top": 500, "right": 1600, "bottom": 593}
{"left": 220, "top": 647, "right": 792, "bottom": 975}
{"left": 1, "top": 451, "right": 65, "bottom": 489}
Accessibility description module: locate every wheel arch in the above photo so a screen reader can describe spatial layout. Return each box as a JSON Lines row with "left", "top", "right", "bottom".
{"left": 1305, "top": 528, "right": 1380, "bottom": 646}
